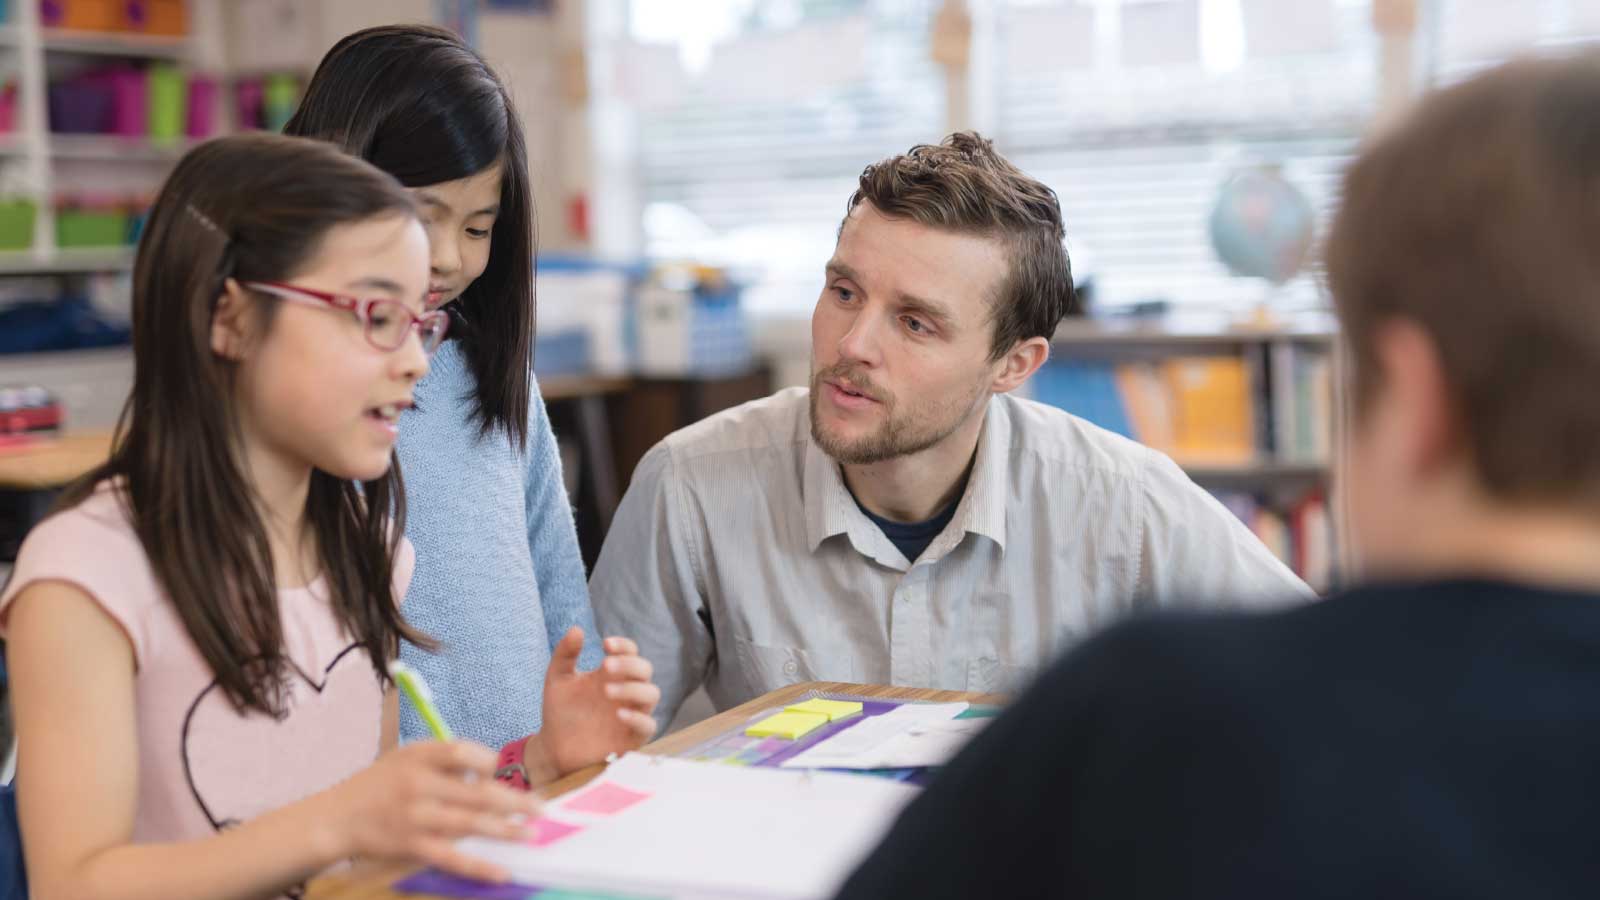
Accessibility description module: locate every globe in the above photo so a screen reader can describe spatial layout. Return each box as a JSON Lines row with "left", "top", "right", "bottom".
{"left": 1208, "top": 165, "right": 1316, "bottom": 285}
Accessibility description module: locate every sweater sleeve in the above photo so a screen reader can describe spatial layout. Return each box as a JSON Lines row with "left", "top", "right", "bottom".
{"left": 524, "top": 373, "right": 603, "bottom": 672}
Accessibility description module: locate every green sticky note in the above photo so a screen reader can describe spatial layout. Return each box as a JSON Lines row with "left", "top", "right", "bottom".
{"left": 956, "top": 705, "right": 1003, "bottom": 719}
{"left": 745, "top": 710, "right": 829, "bottom": 740}
{"left": 785, "top": 698, "right": 864, "bottom": 721}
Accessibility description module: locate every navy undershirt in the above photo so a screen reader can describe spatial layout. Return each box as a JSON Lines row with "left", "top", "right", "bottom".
{"left": 850, "top": 476, "right": 968, "bottom": 563}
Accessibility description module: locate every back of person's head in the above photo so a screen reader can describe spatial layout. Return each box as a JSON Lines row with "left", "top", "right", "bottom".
{"left": 1327, "top": 53, "right": 1600, "bottom": 509}
{"left": 285, "top": 24, "right": 535, "bottom": 446}
{"left": 64, "top": 132, "right": 428, "bottom": 716}
{"left": 844, "top": 132, "right": 1076, "bottom": 360}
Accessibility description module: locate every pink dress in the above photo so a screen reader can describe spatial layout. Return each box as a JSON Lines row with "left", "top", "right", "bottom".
{"left": 0, "top": 482, "right": 412, "bottom": 860}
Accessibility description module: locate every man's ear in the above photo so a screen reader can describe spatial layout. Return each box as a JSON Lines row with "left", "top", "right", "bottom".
{"left": 989, "top": 335, "right": 1051, "bottom": 395}
{"left": 210, "top": 278, "right": 255, "bottom": 361}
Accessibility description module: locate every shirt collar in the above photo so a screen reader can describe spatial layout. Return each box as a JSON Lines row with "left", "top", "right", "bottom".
{"left": 802, "top": 394, "right": 1011, "bottom": 562}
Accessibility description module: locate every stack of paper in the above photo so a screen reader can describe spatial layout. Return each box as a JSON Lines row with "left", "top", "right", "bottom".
{"left": 457, "top": 753, "right": 919, "bottom": 900}
{"left": 779, "top": 702, "right": 990, "bottom": 770}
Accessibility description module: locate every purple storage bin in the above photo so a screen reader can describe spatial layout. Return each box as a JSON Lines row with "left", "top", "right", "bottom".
{"left": 186, "top": 76, "right": 217, "bottom": 137}
{"left": 109, "top": 67, "right": 147, "bottom": 138}
{"left": 233, "top": 79, "right": 263, "bottom": 131}
{"left": 49, "top": 77, "right": 115, "bottom": 134}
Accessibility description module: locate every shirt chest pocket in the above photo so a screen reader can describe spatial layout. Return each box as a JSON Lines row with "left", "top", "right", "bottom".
{"left": 961, "top": 592, "right": 1059, "bottom": 695}
{"left": 964, "top": 656, "right": 1034, "bottom": 695}
{"left": 732, "top": 635, "right": 858, "bottom": 695}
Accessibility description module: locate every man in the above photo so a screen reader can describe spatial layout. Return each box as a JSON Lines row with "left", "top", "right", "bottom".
{"left": 592, "top": 133, "right": 1308, "bottom": 729}
{"left": 835, "top": 55, "right": 1600, "bottom": 899}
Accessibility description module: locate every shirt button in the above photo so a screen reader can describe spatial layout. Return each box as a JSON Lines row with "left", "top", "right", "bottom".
{"left": 783, "top": 659, "right": 798, "bottom": 676}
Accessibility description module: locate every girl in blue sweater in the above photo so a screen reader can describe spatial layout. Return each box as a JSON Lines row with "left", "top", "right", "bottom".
{"left": 283, "top": 25, "right": 658, "bottom": 787}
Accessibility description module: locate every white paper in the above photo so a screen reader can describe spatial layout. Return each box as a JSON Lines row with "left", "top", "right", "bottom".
{"left": 855, "top": 719, "right": 992, "bottom": 769}
{"left": 779, "top": 702, "right": 971, "bottom": 770}
{"left": 458, "top": 753, "right": 919, "bottom": 900}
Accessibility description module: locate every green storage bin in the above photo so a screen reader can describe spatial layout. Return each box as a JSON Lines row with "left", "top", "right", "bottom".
{"left": 263, "top": 73, "right": 299, "bottom": 133}
{"left": 148, "top": 64, "right": 186, "bottom": 142}
{"left": 0, "top": 200, "right": 36, "bottom": 251}
{"left": 57, "top": 209, "right": 130, "bottom": 248}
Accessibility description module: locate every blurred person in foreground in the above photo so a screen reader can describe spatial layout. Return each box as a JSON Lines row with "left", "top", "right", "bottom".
{"left": 836, "top": 52, "right": 1600, "bottom": 900}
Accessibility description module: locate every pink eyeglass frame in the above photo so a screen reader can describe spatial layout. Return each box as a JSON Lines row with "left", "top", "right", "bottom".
{"left": 241, "top": 280, "right": 449, "bottom": 354}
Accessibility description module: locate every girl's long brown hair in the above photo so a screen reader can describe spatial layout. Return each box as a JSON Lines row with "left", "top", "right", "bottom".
{"left": 59, "top": 133, "right": 433, "bottom": 715}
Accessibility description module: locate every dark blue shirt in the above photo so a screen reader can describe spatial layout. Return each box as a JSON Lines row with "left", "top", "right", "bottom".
{"left": 852, "top": 488, "right": 963, "bottom": 564}
{"left": 836, "top": 579, "right": 1600, "bottom": 900}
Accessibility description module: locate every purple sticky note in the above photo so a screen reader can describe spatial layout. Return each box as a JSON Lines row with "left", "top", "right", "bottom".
{"left": 523, "top": 817, "right": 583, "bottom": 847}
{"left": 393, "top": 868, "right": 542, "bottom": 898}
{"left": 559, "top": 781, "right": 651, "bottom": 816}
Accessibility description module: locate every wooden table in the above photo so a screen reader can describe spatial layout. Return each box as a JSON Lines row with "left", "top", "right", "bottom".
{"left": 0, "top": 430, "right": 112, "bottom": 490}
{"left": 306, "top": 681, "right": 1006, "bottom": 900}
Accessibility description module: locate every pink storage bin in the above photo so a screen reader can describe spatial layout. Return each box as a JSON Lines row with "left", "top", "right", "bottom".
{"left": 233, "top": 78, "right": 262, "bottom": 131}
{"left": 186, "top": 76, "right": 217, "bottom": 138}
{"left": 109, "top": 67, "right": 147, "bottom": 138}
{"left": 0, "top": 84, "right": 16, "bottom": 134}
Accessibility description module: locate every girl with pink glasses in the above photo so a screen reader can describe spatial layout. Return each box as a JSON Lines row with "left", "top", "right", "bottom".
{"left": 0, "top": 134, "right": 643, "bottom": 898}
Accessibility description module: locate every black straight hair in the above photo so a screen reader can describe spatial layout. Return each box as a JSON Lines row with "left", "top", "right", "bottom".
{"left": 284, "top": 24, "right": 535, "bottom": 448}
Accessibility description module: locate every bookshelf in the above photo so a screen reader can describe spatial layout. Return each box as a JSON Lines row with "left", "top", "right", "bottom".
{"left": 1037, "top": 314, "right": 1344, "bottom": 590}
{"left": 0, "top": 4, "right": 211, "bottom": 273}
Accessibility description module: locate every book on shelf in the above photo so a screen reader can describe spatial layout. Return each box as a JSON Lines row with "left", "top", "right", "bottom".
{"left": 1034, "top": 346, "right": 1335, "bottom": 472}
{"left": 1032, "top": 356, "right": 1255, "bottom": 464}
{"left": 1165, "top": 356, "right": 1254, "bottom": 464}
{"left": 1270, "top": 341, "right": 1335, "bottom": 460}
{"left": 1213, "top": 488, "right": 1334, "bottom": 590}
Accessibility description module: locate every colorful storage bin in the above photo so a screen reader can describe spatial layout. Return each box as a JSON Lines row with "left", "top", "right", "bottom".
{"left": 39, "top": 0, "right": 122, "bottom": 31}
{"left": 0, "top": 200, "right": 36, "bottom": 251}
{"left": 56, "top": 201, "right": 130, "bottom": 248}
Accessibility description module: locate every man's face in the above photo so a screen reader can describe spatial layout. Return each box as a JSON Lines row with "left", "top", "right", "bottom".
{"left": 809, "top": 202, "right": 1011, "bottom": 465}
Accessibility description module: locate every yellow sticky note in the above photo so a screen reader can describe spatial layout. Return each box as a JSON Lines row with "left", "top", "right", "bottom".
{"left": 745, "top": 710, "right": 829, "bottom": 740}
{"left": 785, "top": 698, "right": 864, "bottom": 722}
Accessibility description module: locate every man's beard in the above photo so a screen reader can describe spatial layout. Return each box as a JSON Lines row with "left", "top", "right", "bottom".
{"left": 809, "top": 364, "right": 983, "bottom": 465}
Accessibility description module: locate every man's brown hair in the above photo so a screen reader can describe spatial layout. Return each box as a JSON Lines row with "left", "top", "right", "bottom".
{"left": 845, "top": 132, "right": 1076, "bottom": 360}
{"left": 1326, "top": 52, "right": 1600, "bottom": 504}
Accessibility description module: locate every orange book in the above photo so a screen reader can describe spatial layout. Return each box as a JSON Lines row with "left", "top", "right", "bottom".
{"left": 1163, "top": 356, "right": 1255, "bottom": 465}
{"left": 1114, "top": 363, "right": 1175, "bottom": 453}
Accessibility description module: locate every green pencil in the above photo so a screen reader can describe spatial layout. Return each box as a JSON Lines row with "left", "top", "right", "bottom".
{"left": 389, "top": 661, "right": 455, "bottom": 742}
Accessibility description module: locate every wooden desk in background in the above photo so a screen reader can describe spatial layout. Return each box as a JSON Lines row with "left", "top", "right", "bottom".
{"left": 0, "top": 431, "right": 114, "bottom": 560}
{"left": 306, "top": 681, "right": 1006, "bottom": 900}
{"left": 539, "top": 374, "right": 632, "bottom": 543}
{"left": 0, "top": 431, "right": 112, "bottom": 491}
{"left": 543, "top": 367, "right": 773, "bottom": 568}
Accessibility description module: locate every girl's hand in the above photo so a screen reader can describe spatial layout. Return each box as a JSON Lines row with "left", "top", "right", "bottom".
{"left": 535, "top": 629, "right": 661, "bottom": 778}
{"left": 319, "top": 740, "right": 541, "bottom": 883}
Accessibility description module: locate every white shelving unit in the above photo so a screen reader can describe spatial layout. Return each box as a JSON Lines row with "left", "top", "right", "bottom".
{"left": 0, "top": 4, "right": 202, "bottom": 273}
{"left": 49, "top": 132, "right": 199, "bottom": 160}
{"left": 40, "top": 28, "right": 191, "bottom": 59}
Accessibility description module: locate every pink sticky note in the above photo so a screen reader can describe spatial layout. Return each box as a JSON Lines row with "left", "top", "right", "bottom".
{"left": 560, "top": 781, "right": 651, "bottom": 815}
{"left": 523, "top": 817, "right": 583, "bottom": 847}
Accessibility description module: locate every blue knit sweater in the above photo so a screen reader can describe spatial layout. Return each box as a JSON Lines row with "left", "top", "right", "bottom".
{"left": 395, "top": 339, "right": 601, "bottom": 748}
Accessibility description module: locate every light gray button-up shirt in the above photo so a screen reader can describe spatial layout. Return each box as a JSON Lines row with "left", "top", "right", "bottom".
{"left": 591, "top": 387, "right": 1312, "bottom": 729}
